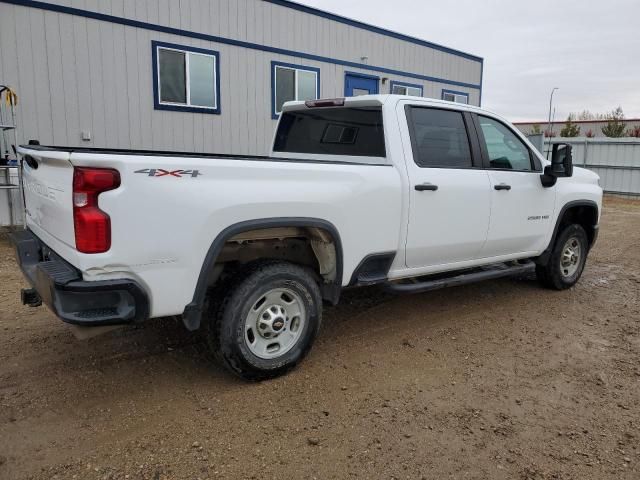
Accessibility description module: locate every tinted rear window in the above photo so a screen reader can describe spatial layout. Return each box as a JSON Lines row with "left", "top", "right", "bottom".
{"left": 273, "top": 107, "right": 386, "bottom": 157}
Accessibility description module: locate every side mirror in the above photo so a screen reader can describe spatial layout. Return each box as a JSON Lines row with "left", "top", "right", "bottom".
{"left": 541, "top": 143, "right": 574, "bottom": 188}
{"left": 551, "top": 143, "right": 573, "bottom": 177}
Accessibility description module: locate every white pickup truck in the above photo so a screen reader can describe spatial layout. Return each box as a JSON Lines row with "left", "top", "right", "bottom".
{"left": 12, "top": 95, "right": 602, "bottom": 380}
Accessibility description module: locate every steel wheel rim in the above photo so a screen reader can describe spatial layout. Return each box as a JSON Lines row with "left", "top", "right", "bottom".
{"left": 244, "top": 287, "right": 306, "bottom": 360}
{"left": 560, "top": 236, "right": 582, "bottom": 278}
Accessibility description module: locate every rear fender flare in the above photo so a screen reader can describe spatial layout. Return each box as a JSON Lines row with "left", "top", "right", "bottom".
{"left": 182, "top": 218, "right": 343, "bottom": 331}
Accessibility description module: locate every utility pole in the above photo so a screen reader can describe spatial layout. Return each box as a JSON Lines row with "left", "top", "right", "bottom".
{"left": 546, "top": 87, "right": 559, "bottom": 159}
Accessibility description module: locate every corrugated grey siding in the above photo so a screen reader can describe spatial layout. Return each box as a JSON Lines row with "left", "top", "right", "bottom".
{"left": 0, "top": 0, "right": 482, "bottom": 155}
{"left": 543, "top": 138, "right": 640, "bottom": 197}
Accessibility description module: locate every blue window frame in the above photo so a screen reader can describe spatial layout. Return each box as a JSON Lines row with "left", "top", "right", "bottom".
{"left": 390, "top": 81, "right": 423, "bottom": 97}
{"left": 271, "top": 61, "right": 320, "bottom": 119}
{"left": 152, "top": 41, "right": 221, "bottom": 114}
{"left": 441, "top": 89, "right": 469, "bottom": 104}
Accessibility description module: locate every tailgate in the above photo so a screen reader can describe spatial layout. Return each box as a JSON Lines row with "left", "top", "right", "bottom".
{"left": 19, "top": 147, "right": 76, "bottom": 248}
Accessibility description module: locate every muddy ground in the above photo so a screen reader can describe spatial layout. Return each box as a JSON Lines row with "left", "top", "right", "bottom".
{"left": 0, "top": 197, "right": 639, "bottom": 480}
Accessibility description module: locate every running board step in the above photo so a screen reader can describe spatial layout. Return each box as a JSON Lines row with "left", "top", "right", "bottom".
{"left": 383, "top": 261, "right": 536, "bottom": 294}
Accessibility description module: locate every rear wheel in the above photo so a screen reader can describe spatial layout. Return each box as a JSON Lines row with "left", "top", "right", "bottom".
{"left": 205, "top": 261, "right": 322, "bottom": 381}
{"left": 536, "top": 224, "right": 589, "bottom": 290}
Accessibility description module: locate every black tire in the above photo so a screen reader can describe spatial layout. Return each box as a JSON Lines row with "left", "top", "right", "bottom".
{"left": 205, "top": 260, "right": 322, "bottom": 381}
{"left": 536, "top": 224, "right": 589, "bottom": 290}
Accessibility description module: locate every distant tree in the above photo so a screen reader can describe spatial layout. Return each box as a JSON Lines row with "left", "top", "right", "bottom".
{"left": 530, "top": 124, "right": 542, "bottom": 135}
{"left": 574, "top": 110, "right": 606, "bottom": 121}
{"left": 560, "top": 114, "right": 581, "bottom": 137}
{"left": 585, "top": 129, "right": 596, "bottom": 138}
{"left": 577, "top": 110, "right": 596, "bottom": 121}
{"left": 627, "top": 125, "right": 640, "bottom": 138}
{"left": 544, "top": 130, "right": 557, "bottom": 138}
{"left": 601, "top": 107, "right": 626, "bottom": 137}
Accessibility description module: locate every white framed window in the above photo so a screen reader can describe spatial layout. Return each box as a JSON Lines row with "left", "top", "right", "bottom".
{"left": 390, "top": 81, "right": 423, "bottom": 97}
{"left": 272, "top": 62, "right": 320, "bottom": 118}
{"left": 152, "top": 41, "right": 220, "bottom": 113}
{"left": 441, "top": 89, "right": 469, "bottom": 104}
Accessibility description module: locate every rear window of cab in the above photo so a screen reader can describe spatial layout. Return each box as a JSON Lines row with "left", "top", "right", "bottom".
{"left": 273, "top": 107, "right": 386, "bottom": 157}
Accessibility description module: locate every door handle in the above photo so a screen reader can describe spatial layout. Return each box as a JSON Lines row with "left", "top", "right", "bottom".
{"left": 494, "top": 183, "right": 511, "bottom": 191}
{"left": 415, "top": 183, "right": 438, "bottom": 191}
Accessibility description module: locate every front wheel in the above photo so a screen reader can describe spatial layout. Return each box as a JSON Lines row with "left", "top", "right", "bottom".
{"left": 206, "top": 261, "right": 322, "bottom": 381}
{"left": 536, "top": 224, "right": 589, "bottom": 290}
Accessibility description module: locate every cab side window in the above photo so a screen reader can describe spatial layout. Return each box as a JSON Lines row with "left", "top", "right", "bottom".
{"left": 407, "top": 107, "right": 473, "bottom": 168}
{"left": 478, "top": 116, "right": 534, "bottom": 171}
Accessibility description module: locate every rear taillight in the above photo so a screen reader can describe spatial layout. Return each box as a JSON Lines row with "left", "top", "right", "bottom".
{"left": 72, "top": 167, "right": 120, "bottom": 254}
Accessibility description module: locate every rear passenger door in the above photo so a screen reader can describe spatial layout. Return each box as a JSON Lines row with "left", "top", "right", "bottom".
{"left": 401, "top": 105, "right": 492, "bottom": 269}
{"left": 473, "top": 115, "right": 556, "bottom": 257}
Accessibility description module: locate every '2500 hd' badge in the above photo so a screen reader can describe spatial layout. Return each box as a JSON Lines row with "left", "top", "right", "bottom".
{"left": 135, "top": 168, "right": 202, "bottom": 178}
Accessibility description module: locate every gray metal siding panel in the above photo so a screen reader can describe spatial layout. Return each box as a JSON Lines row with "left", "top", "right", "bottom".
{"left": 86, "top": 14, "right": 106, "bottom": 147}
{"left": 30, "top": 8, "right": 54, "bottom": 144}
{"left": 59, "top": 12, "right": 80, "bottom": 146}
{"left": 123, "top": 1, "right": 141, "bottom": 149}
{"left": 72, "top": 8, "right": 93, "bottom": 147}
{"left": 44, "top": 10, "right": 67, "bottom": 144}
{"left": 26, "top": 0, "right": 482, "bottom": 86}
{"left": 15, "top": 8, "right": 35, "bottom": 140}
{"left": 100, "top": 18, "right": 120, "bottom": 148}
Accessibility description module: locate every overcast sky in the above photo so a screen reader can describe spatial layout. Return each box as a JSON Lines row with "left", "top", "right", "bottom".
{"left": 300, "top": 0, "right": 640, "bottom": 122}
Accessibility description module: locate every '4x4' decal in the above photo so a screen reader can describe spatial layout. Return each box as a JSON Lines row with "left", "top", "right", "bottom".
{"left": 135, "top": 169, "right": 202, "bottom": 178}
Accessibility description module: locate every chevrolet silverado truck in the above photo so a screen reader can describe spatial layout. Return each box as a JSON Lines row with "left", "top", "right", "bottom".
{"left": 11, "top": 95, "right": 602, "bottom": 380}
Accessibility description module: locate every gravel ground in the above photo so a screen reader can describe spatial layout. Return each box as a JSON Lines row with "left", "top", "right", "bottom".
{"left": 0, "top": 196, "right": 639, "bottom": 480}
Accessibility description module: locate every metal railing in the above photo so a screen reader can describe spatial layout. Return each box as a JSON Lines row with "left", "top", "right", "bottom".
{"left": 0, "top": 85, "right": 24, "bottom": 227}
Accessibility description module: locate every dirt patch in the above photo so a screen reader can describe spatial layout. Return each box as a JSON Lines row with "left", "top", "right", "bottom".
{"left": 1, "top": 197, "right": 639, "bottom": 480}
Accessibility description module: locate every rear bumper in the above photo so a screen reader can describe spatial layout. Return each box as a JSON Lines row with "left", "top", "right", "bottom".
{"left": 10, "top": 229, "right": 149, "bottom": 326}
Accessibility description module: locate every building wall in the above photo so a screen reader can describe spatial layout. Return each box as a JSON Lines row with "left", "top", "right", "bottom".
{"left": 515, "top": 119, "right": 640, "bottom": 138}
{"left": 0, "top": 0, "right": 483, "bottom": 155}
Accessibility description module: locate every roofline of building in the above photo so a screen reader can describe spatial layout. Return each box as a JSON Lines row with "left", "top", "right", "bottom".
{"left": 514, "top": 119, "right": 640, "bottom": 125}
{"left": 264, "top": 0, "right": 484, "bottom": 63}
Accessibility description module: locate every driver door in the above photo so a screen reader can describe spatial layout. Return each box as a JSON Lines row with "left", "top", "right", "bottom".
{"left": 474, "top": 114, "right": 556, "bottom": 258}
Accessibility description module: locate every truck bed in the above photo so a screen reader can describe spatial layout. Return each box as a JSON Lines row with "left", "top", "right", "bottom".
{"left": 17, "top": 143, "right": 403, "bottom": 318}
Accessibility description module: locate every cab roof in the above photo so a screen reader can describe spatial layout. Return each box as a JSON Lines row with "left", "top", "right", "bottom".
{"left": 282, "top": 94, "right": 492, "bottom": 113}
{"left": 280, "top": 94, "right": 504, "bottom": 125}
